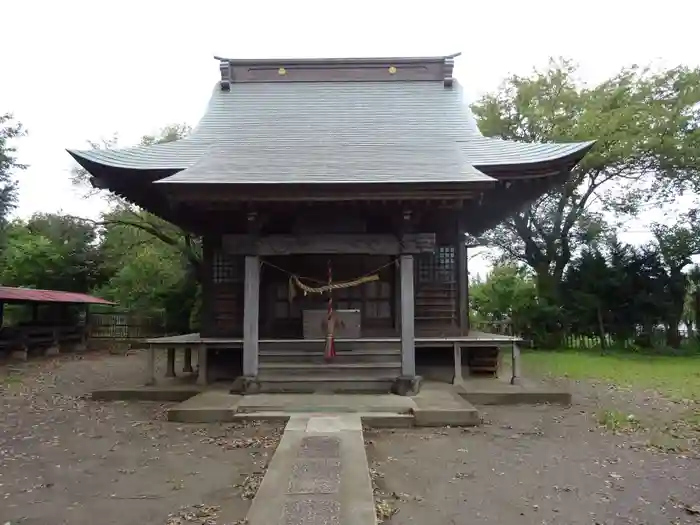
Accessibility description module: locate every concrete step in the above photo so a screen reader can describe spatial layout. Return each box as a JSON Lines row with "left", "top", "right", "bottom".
{"left": 233, "top": 411, "right": 414, "bottom": 428}
{"left": 412, "top": 385, "right": 481, "bottom": 427}
{"left": 258, "top": 362, "right": 401, "bottom": 378}
{"left": 236, "top": 393, "right": 415, "bottom": 414}
{"left": 167, "top": 391, "right": 240, "bottom": 423}
{"left": 252, "top": 376, "right": 396, "bottom": 393}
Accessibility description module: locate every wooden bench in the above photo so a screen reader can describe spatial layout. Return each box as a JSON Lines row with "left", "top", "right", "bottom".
{"left": 0, "top": 324, "right": 88, "bottom": 359}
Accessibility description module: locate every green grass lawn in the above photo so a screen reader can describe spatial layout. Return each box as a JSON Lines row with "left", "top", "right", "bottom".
{"left": 523, "top": 350, "right": 700, "bottom": 402}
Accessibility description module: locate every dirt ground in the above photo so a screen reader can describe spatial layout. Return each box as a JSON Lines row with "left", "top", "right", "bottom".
{"left": 3, "top": 351, "right": 700, "bottom": 525}
{"left": 0, "top": 350, "right": 282, "bottom": 525}
{"left": 368, "top": 378, "right": 700, "bottom": 525}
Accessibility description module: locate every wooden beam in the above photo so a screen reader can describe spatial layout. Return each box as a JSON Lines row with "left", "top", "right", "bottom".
{"left": 400, "top": 254, "right": 416, "bottom": 377}
{"left": 243, "top": 256, "right": 260, "bottom": 376}
{"left": 222, "top": 233, "right": 436, "bottom": 255}
{"left": 164, "top": 183, "right": 491, "bottom": 203}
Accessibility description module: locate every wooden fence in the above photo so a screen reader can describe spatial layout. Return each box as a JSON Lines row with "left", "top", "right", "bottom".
{"left": 88, "top": 312, "right": 167, "bottom": 340}
{"left": 473, "top": 320, "right": 693, "bottom": 349}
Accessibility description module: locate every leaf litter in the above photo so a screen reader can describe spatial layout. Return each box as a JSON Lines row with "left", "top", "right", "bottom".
{"left": 0, "top": 350, "right": 282, "bottom": 525}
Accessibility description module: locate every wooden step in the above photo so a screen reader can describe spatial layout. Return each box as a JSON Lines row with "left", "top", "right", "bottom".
{"left": 252, "top": 376, "right": 396, "bottom": 394}
{"left": 258, "top": 362, "right": 401, "bottom": 378}
{"left": 258, "top": 340, "right": 401, "bottom": 352}
{"left": 259, "top": 349, "right": 400, "bottom": 363}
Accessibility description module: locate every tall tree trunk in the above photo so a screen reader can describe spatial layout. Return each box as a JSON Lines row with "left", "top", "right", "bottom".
{"left": 532, "top": 266, "right": 564, "bottom": 348}
{"left": 666, "top": 316, "right": 682, "bottom": 349}
{"left": 596, "top": 304, "right": 607, "bottom": 350}
{"left": 695, "top": 289, "right": 700, "bottom": 342}
{"left": 666, "top": 325, "right": 682, "bottom": 349}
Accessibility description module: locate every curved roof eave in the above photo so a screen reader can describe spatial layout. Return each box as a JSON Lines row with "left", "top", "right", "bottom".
{"left": 66, "top": 139, "right": 596, "bottom": 180}
{"left": 467, "top": 139, "right": 596, "bottom": 171}
{"left": 66, "top": 146, "right": 191, "bottom": 173}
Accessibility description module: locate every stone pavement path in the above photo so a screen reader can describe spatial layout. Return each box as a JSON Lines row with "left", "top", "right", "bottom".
{"left": 246, "top": 414, "right": 376, "bottom": 525}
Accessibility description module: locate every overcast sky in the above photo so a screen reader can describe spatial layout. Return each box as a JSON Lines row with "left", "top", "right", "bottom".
{"left": 2, "top": 0, "right": 698, "bottom": 276}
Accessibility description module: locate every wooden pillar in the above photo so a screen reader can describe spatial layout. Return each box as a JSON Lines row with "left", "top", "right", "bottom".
{"left": 183, "top": 347, "right": 193, "bottom": 373}
{"left": 393, "top": 262, "right": 402, "bottom": 333}
{"left": 456, "top": 226, "right": 468, "bottom": 335}
{"left": 197, "top": 344, "right": 208, "bottom": 385}
{"left": 243, "top": 255, "right": 260, "bottom": 377}
{"left": 400, "top": 254, "right": 415, "bottom": 377}
{"left": 511, "top": 342, "right": 521, "bottom": 385}
{"left": 165, "top": 348, "right": 176, "bottom": 377}
{"left": 452, "top": 342, "right": 463, "bottom": 384}
{"left": 145, "top": 345, "right": 156, "bottom": 385}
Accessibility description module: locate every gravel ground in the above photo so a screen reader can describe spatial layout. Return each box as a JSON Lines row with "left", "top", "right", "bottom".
{"left": 0, "top": 350, "right": 282, "bottom": 525}
{"left": 3, "top": 350, "right": 699, "bottom": 525}
{"left": 368, "top": 379, "right": 700, "bottom": 525}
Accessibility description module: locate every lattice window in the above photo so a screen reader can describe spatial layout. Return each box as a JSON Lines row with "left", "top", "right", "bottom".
{"left": 418, "top": 246, "right": 456, "bottom": 283}
{"left": 212, "top": 250, "right": 238, "bottom": 283}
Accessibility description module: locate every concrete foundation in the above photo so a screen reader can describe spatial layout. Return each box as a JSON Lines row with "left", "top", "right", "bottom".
{"left": 10, "top": 348, "right": 28, "bottom": 361}
{"left": 92, "top": 385, "right": 202, "bottom": 402}
{"left": 167, "top": 391, "right": 240, "bottom": 422}
{"left": 92, "top": 376, "right": 571, "bottom": 426}
{"left": 457, "top": 376, "right": 572, "bottom": 405}
{"left": 44, "top": 344, "right": 60, "bottom": 356}
{"left": 166, "top": 387, "right": 480, "bottom": 427}
{"left": 412, "top": 383, "right": 481, "bottom": 426}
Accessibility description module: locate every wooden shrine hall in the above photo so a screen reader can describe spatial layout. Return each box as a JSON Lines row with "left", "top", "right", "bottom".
{"left": 68, "top": 53, "right": 593, "bottom": 394}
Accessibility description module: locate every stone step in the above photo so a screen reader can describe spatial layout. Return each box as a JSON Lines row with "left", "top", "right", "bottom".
{"left": 235, "top": 393, "right": 416, "bottom": 414}
{"left": 233, "top": 411, "right": 414, "bottom": 428}
{"left": 252, "top": 376, "right": 396, "bottom": 394}
{"left": 258, "top": 362, "right": 401, "bottom": 378}
{"left": 412, "top": 385, "right": 481, "bottom": 426}
{"left": 167, "top": 391, "right": 240, "bottom": 423}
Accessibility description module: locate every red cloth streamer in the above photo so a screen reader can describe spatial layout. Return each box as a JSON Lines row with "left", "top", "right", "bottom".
{"left": 324, "top": 259, "right": 336, "bottom": 361}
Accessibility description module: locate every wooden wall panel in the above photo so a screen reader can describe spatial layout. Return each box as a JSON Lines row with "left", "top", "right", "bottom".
{"left": 202, "top": 235, "right": 245, "bottom": 337}
{"left": 414, "top": 245, "right": 458, "bottom": 337}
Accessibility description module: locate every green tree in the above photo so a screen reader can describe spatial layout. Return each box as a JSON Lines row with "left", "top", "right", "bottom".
{"left": 0, "top": 214, "right": 103, "bottom": 292}
{"left": 561, "top": 248, "right": 612, "bottom": 347}
{"left": 95, "top": 206, "right": 197, "bottom": 332}
{"left": 650, "top": 220, "right": 699, "bottom": 347}
{"left": 471, "top": 59, "right": 700, "bottom": 307}
{"left": 684, "top": 265, "right": 700, "bottom": 340}
{"left": 469, "top": 263, "right": 539, "bottom": 338}
{"left": 0, "top": 114, "right": 26, "bottom": 243}
{"left": 71, "top": 124, "right": 201, "bottom": 331}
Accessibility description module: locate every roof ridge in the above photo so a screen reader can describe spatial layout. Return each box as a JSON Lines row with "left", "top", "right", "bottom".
{"left": 214, "top": 53, "right": 461, "bottom": 64}
{"left": 217, "top": 53, "right": 462, "bottom": 90}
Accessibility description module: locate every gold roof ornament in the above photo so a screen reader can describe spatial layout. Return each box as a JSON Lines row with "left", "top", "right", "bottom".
{"left": 388, "top": 65, "right": 397, "bottom": 74}
{"left": 278, "top": 67, "right": 287, "bottom": 75}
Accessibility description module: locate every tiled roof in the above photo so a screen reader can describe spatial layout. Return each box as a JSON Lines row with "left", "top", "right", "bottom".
{"left": 158, "top": 142, "right": 495, "bottom": 184}
{"left": 68, "top": 65, "right": 593, "bottom": 184}
{"left": 0, "top": 286, "right": 115, "bottom": 305}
